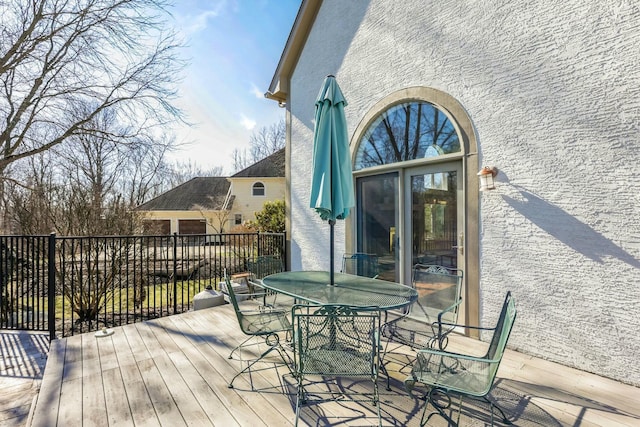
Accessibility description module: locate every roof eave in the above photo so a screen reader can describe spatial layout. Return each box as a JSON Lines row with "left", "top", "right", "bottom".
{"left": 265, "top": 0, "right": 322, "bottom": 104}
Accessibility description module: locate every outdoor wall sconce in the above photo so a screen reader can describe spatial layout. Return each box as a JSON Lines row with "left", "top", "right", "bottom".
{"left": 477, "top": 166, "right": 498, "bottom": 191}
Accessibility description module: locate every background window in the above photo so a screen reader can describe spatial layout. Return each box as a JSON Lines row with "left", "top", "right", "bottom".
{"left": 234, "top": 214, "right": 242, "bottom": 225}
{"left": 252, "top": 182, "right": 265, "bottom": 196}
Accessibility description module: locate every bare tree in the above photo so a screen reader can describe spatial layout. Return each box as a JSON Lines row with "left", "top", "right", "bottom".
{"left": 2, "top": 93, "right": 191, "bottom": 231}
{"left": 0, "top": 0, "right": 183, "bottom": 177}
{"left": 2, "top": 152, "right": 58, "bottom": 234}
{"left": 233, "top": 118, "right": 285, "bottom": 172}
{"left": 166, "top": 160, "right": 224, "bottom": 189}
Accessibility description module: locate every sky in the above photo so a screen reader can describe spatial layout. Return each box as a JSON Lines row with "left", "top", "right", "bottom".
{"left": 168, "top": 0, "right": 300, "bottom": 174}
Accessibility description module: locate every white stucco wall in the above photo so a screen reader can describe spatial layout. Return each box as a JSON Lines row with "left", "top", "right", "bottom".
{"left": 286, "top": 0, "right": 640, "bottom": 385}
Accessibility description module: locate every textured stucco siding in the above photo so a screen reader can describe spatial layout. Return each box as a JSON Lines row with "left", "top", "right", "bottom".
{"left": 287, "top": 0, "right": 640, "bottom": 386}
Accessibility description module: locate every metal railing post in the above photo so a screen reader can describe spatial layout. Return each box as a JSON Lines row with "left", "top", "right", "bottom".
{"left": 284, "top": 231, "right": 288, "bottom": 271}
{"left": 172, "top": 233, "right": 178, "bottom": 314}
{"left": 257, "top": 231, "right": 261, "bottom": 257}
{"left": 48, "top": 233, "right": 56, "bottom": 341}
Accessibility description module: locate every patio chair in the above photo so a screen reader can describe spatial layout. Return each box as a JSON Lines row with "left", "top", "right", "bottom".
{"left": 341, "top": 252, "right": 380, "bottom": 278}
{"left": 291, "top": 304, "right": 382, "bottom": 426}
{"left": 247, "top": 254, "right": 284, "bottom": 280}
{"left": 246, "top": 254, "right": 290, "bottom": 309}
{"left": 405, "top": 291, "right": 517, "bottom": 426}
{"left": 380, "top": 264, "right": 463, "bottom": 389}
{"left": 224, "top": 275, "right": 293, "bottom": 389}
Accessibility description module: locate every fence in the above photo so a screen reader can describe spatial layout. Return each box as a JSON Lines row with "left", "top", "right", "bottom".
{"left": 0, "top": 232, "right": 286, "bottom": 339}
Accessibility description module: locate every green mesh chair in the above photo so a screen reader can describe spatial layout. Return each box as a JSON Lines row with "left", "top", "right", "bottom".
{"left": 247, "top": 254, "right": 289, "bottom": 309}
{"left": 291, "top": 304, "right": 382, "bottom": 426}
{"left": 380, "top": 264, "right": 463, "bottom": 389}
{"left": 341, "top": 253, "right": 380, "bottom": 278}
{"left": 405, "top": 292, "right": 517, "bottom": 426}
{"left": 247, "top": 254, "right": 284, "bottom": 279}
{"left": 224, "top": 275, "right": 292, "bottom": 389}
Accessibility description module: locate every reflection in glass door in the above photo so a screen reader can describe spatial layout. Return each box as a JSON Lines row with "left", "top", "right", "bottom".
{"left": 356, "top": 173, "right": 399, "bottom": 282}
{"left": 406, "top": 164, "right": 462, "bottom": 271}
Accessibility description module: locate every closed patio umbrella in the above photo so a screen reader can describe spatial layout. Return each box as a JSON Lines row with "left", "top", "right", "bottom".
{"left": 310, "top": 75, "right": 355, "bottom": 285}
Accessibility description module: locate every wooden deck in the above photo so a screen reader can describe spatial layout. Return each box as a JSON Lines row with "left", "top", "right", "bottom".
{"left": 28, "top": 303, "right": 640, "bottom": 426}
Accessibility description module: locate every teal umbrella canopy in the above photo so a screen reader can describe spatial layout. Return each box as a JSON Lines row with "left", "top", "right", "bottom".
{"left": 309, "top": 76, "right": 354, "bottom": 285}
{"left": 310, "top": 75, "right": 355, "bottom": 221}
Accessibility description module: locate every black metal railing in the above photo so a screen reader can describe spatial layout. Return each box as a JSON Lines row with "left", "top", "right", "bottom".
{"left": 0, "top": 232, "right": 286, "bottom": 339}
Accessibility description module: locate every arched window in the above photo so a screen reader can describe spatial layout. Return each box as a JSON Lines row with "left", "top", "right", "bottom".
{"left": 354, "top": 101, "right": 460, "bottom": 171}
{"left": 252, "top": 182, "right": 265, "bottom": 196}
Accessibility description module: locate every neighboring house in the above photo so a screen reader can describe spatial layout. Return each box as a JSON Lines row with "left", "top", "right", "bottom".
{"left": 266, "top": 1, "right": 640, "bottom": 387}
{"left": 136, "top": 149, "right": 285, "bottom": 234}
{"left": 229, "top": 147, "right": 286, "bottom": 228}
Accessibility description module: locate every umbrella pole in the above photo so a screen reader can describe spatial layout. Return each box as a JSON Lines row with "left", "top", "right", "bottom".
{"left": 329, "top": 219, "right": 335, "bottom": 286}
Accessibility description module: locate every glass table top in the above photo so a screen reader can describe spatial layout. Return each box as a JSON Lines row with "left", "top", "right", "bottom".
{"left": 262, "top": 271, "right": 418, "bottom": 310}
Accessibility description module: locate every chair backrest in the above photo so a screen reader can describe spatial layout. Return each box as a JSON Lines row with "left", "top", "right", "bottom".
{"left": 409, "top": 264, "right": 463, "bottom": 324}
{"left": 224, "top": 275, "right": 244, "bottom": 321}
{"left": 486, "top": 291, "right": 517, "bottom": 365}
{"left": 224, "top": 275, "right": 290, "bottom": 337}
{"left": 408, "top": 292, "right": 516, "bottom": 398}
{"left": 341, "top": 253, "right": 379, "bottom": 278}
{"left": 292, "top": 304, "right": 381, "bottom": 377}
{"left": 247, "top": 255, "right": 284, "bottom": 280}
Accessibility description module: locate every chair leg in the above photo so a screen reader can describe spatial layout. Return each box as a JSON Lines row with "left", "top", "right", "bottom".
{"left": 228, "top": 335, "right": 254, "bottom": 360}
{"left": 419, "top": 391, "right": 511, "bottom": 427}
{"left": 294, "top": 380, "right": 306, "bottom": 427}
{"left": 381, "top": 337, "right": 417, "bottom": 391}
{"left": 228, "top": 340, "right": 292, "bottom": 389}
{"left": 373, "top": 380, "right": 382, "bottom": 427}
{"left": 420, "top": 388, "right": 460, "bottom": 427}
{"left": 484, "top": 396, "right": 512, "bottom": 425}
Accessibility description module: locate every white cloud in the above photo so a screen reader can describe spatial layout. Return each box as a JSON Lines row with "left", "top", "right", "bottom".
{"left": 178, "top": 2, "right": 227, "bottom": 35}
{"left": 250, "top": 83, "right": 264, "bottom": 99}
{"left": 240, "top": 114, "right": 256, "bottom": 131}
{"left": 186, "top": 10, "right": 218, "bottom": 34}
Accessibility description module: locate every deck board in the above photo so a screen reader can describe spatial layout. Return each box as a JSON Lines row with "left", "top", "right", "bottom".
{"left": 81, "top": 372, "right": 108, "bottom": 427}
{"left": 30, "top": 338, "right": 66, "bottom": 427}
{"left": 29, "top": 303, "right": 640, "bottom": 427}
{"left": 102, "top": 367, "right": 135, "bottom": 427}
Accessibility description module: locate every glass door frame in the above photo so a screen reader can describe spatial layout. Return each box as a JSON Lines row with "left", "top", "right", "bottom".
{"left": 351, "top": 159, "right": 464, "bottom": 287}
{"left": 402, "top": 161, "right": 464, "bottom": 282}
{"left": 349, "top": 157, "right": 479, "bottom": 333}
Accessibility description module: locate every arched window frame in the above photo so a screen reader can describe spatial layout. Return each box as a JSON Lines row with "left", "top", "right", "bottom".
{"left": 252, "top": 182, "right": 265, "bottom": 197}
{"left": 354, "top": 100, "right": 462, "bottom": 171}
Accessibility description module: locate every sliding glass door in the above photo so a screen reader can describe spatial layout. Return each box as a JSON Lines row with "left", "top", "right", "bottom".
{"left": 356, "top": 162, "right": 462, "bottom": 285}
{"left": 355, "top": 173, "right": 399, "bottom": 282}
{"left": 404, "top": 162, "right": 462, "bottom": 275}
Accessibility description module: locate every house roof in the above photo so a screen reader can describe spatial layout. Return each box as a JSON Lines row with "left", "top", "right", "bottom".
{"left": 231, "top": 148, "right": 285, "bottom": 178}
{"left": 265, "top": 0, "right": 321, "bottom": 103}
{"left": 136, "top": 150, "right": 284, "bottom": 212}
{"left": 136, "top": 177, "right": 231, "bottom": 211}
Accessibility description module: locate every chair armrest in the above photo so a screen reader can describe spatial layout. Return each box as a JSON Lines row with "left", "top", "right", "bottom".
{"left": 416, "top": 347, "right": 502, "bottom": 364}
{"left": 432, "top": 321, "right": 498, "bottom": 336}
{"left": 245, "top": 279, "right": 281, "bottom": 309}
{"left": 436, "top": 298, "right": 463, "bottom": 324}
{"left": 405, "top": 348, "right": 501, "bottom": 397}
{"left": 431, "top": 297, "right": 463, "bottom": 349}
{"left": 433, "top": 304, "right": 498, "bottom": 338}
{"left": 238, "top": 307, "right": 288, "bottom": 316}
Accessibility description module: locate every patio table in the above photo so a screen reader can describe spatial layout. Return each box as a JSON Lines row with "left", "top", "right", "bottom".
{"left": 261, "top": 270, "right": 418, "bottom": 311}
